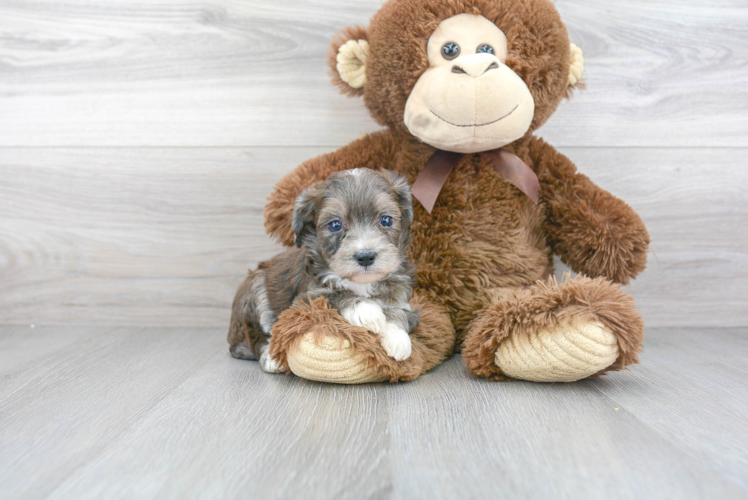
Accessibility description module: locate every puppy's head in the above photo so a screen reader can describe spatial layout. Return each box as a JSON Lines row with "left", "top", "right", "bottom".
{"left": 292, "top": 168, "right": 413, "bottom": 284}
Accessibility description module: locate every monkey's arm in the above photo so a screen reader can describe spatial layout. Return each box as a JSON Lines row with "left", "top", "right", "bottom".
{"left": 264, "top": 130, "right": 398, "bottom": 246}
{"left": 530, "top": 137, "right": 649, "bottom": 285}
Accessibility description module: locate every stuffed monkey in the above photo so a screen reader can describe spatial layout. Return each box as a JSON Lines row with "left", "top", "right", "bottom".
{"left": 236, "top": 0, "right": 649, "bottom": 384}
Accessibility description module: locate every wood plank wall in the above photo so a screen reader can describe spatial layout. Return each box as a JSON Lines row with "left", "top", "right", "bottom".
{"left": 1, "top": 0, "right": 746, "bottom": 328}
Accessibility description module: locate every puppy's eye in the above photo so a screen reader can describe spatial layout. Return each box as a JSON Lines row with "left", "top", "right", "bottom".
{"left": 379, "top": 216, "right": 393, "bottom": 228}
{"left": 441, "top": 42, "right": 460, "bottom": 60}
{"left": 477, "top": 44, "right": 494, "bottom": 55}
{"left": 328, "top": 220, "right": 343, "bottom": 233}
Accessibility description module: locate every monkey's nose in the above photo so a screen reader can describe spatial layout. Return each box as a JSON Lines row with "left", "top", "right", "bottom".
{"left": 452, "top": 59, "right": 499, "bottom": 78}
{"left": 355, "top": 251, "right": 377, "bottom": 267}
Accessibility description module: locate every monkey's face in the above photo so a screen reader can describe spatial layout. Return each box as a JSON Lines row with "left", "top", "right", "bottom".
{"left": 403, "top": 14, "right": 535, "bottom": 154}
{"left": 329, "top": 0, "right": 584, "bottom": 152}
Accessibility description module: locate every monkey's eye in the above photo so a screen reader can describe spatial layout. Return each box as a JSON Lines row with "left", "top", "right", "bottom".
{"left": 379, "top": 216, "right": 393, "bottom": 228}
{"left": 477, "top": 44, "right": 494, "bottom": 55}
{"left": 441, "top": 42, "right": 460, "bottom": 60}
{"left": 328, "top": 220, "right": 343, "bottom": 233}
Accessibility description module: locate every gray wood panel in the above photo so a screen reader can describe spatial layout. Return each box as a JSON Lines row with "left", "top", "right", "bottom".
{"left": 386, "top": 338, "right": 747, "bottom": 498}
{"left": 1, "top": 147, "right": 746, "bottom": 328}
{"left": 0, "top": 325, "right": 745, "bottom": 499}
{"left": 590, "top": 328, "right": 748, "bottom": 487}
{"left": 0, "top": 0, "right": 745, "bottom": 147}
{"left": 0, "top": 324, "right": 111, "bottom": 400}
{"left": 47, "top": 350, "right": 393, "bottom": 500}
{"left": 0, "top": 325, "right": 222, "bottom": 499}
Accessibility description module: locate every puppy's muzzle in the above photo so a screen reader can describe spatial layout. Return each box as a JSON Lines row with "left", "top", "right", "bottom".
{"left": 355, "top": 251, "right": 377, "bottom": 268}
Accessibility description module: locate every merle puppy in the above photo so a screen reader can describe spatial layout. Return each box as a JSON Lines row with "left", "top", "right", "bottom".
{"left": 228, "top": 168, "right": 420, "bottom": 373}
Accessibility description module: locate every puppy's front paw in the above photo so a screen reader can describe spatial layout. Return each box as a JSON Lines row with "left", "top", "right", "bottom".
{"left": 380, "top": 323, "right": 412, "bottom": 361}
{"left": 259, "top": 347, "right": 283, "bottom": 374}
{"left": 341, "top": 301, "right": 387, "bottom": 334}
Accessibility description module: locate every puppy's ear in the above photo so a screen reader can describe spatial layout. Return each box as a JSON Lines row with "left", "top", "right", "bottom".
{"left": 380, "top": 169, "right": 413, "bottom": 226}
{"left": 291, "top": 183, "right": 320, "bottom": 248}
{"left": 379, "top": 169, "right": 414, "bottom": 250}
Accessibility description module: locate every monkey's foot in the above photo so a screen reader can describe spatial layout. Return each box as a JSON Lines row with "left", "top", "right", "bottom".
{"left": 494, "top": 320, "right": 619, "bottom": 382}
{"left": 269, "top": 294, "right": 455, "bottom": 384}
{"left": 462, "top": 276, "right": 644, "bottom": 382}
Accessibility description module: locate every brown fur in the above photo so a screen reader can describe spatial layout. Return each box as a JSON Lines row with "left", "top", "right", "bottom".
{"left": 227, "top": 249, "right": 309, "bottom": 368}
{"left": 227, "top": 269, "right": 266, "bottom": 360}
{"left": 262, "top": 249, "right": 310, "bottom": 317}
{"left": 264, "top": 0, "right": 649, "bottom": 381}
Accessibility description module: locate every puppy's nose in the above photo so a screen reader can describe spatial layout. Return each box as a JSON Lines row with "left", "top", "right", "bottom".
{"left": 355, "top": 251, "right": 377, "bottom": 267}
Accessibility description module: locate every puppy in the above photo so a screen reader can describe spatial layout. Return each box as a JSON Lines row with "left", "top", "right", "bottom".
{"left": 227, "top": 168, "right": 420, "bottom": 373}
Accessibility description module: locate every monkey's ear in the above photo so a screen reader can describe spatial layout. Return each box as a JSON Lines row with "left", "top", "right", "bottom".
{"left": 328, "top": 26, "right": 369, "bottom": 97}
{"left": 291, "top": 183, "right": 320, "bottom": 248}
{"left": 567, "top": 43, "right": 585, "bottom": 92}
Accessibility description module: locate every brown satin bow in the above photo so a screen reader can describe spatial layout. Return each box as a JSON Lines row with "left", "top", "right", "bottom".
{"left": 411, "top": 149, "right": 539, "bottom": 213}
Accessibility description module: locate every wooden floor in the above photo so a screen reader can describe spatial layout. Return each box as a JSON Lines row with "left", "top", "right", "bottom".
{"left": 1, "top": 325, "right": 745, "bottom": 499}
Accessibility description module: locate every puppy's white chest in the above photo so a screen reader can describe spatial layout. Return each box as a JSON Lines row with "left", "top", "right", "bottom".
{"left": 342, "top": 280, "right": 375, "bottom": 297}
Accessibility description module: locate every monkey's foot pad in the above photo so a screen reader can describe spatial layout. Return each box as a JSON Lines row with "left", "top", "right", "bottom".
{"left": 495, "top": 320, "right": 619, "bottom": 382}
{"left": 286, "top": 333, "right": 387, "bottom": 384}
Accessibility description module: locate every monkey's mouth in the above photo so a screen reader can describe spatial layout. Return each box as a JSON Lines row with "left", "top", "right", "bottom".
{"left": 430, "top": 104, "right": 518, "bottom": 128}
